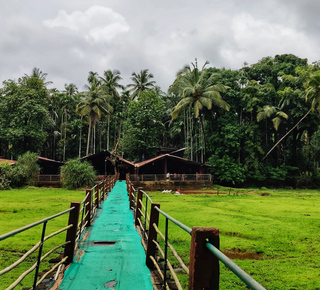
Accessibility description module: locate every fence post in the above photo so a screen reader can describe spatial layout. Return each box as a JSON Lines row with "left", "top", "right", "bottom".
{"left": 134, "top": 187, "right": 143, "bottom": 226}
{"left": 95, "top": 182, "right": 100, "bottom": 208}
{"left": 64, "top": 202, "right": 81, "bottom": 264}
{"left": 188, "top": 227, "right": 220, "bottom": 290}
{"left": 85, "top": 189, "right": 92, "bottom": 227}
{"left": 146, "top": 203, "right": 160, "bottom": 269}
{"left": 129, "top": 186, "right": 133, "bottom": 209}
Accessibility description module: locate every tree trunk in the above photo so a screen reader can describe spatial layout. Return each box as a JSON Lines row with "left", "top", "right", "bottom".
{"left": 86, "top": 118, "right": 92, "bottom": 156}
{"left": 107, "top": 114, "right": 110, "bottom": 151}
{"left": 79, "top": 116, "right": 82, "bottom": 158}
{"left": 199, "top": 112, "right": 207, "bottom": 162}
{"left": 262, "top": 108, "right": 312, "bottom": 161}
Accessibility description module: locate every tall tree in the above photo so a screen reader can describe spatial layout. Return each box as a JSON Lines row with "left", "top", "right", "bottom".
{"left": 100, "top": 70, "right": 124, "bottom": 150}
{"left": 77, "top": 77, "right": 113, "bottom": 156}
{"left": 127, "top": 69, "right": 156, "bottom": 100}
{"left": 24, "top": 67, "right": 53, "bottom": 87}
{"left": 169, "top": 61, "right": 230, "bottom": 160}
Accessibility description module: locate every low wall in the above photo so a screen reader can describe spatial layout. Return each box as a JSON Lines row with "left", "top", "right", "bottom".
{"left": 132, "top": 180, "right": 212, "bottom": 191}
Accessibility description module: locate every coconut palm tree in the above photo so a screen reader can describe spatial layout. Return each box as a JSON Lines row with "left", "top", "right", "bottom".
{"left": 77, "top": 81, "right": 113, "bottom": 156}
{"left": 127, "top": 69, "right": 155, "bottom": 100}
{"left": 257, "top": 104, "right": 289, "bottom": 131}
{"left": 169, "top": 61, "right": 230, "bottom": 161}
{"left": 261, "top": 71, "right": 320, "bottom": 160}
{"left": 99, "top": 70, "right": 124, "bottom": 150}
{"left": 24, "top": 67, "right": 53, "bottom": 86}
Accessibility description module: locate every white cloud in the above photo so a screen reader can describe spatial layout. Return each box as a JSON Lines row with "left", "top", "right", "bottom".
{"left": 43, "top": 5, "right": 130, "bottom": 43}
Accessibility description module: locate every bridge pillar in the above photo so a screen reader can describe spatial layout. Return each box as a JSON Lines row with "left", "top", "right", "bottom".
{"left": 64, "top": 202, "right": 81, "bottom": 264}
{"left": 134, "top": 187, "right": 143, "bottom": 226}
{"left": 146, "top": 203, "right": 160, "bottom": 269}
{"left": 188, "top": 227, "right": 220, "bottom": 290}
{"left": 85, "top": 189, "right": 92, "bottom": 227}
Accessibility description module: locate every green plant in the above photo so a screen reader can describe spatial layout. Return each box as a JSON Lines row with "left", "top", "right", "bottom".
{"left": 0, "top": 162, "right": 12, "bottom": 190}
{"left": 60, "top": 159, "right": 97, "bottom": 189}
{"left": 16, "top": 152, "right": 40, "bottom": 186}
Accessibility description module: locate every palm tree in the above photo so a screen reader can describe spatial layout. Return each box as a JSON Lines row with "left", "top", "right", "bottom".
{"left": 64, "top": 83, "right": 78, "bottom": 97}
{"left": 127, "top": 69, "right": 156, "bottom": 100}
{"left": 169, "top": 61, "right": 230, "bottom": 161}
{"left": 257, "top": 105, "right": 288, "bottom": 131}
{"left": 261, "top": 71, "right": 320, "bottom": 160}
{"left": 100, "top": 70, "right": 124, "bottom": 150}
{"left": 24, "top": 67, "right": 53, "bottom": 86}
{"left": 77, "top": 81, "right": 113, "bottom": 156}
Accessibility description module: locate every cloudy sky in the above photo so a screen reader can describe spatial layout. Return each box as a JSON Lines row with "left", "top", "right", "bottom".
{"left": 1, "top": 0, "right": 319, "bottom": 92}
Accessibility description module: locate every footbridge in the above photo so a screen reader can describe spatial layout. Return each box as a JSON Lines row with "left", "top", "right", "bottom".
{"left": 1, "top": 175, "right": 266, "bottom": 290}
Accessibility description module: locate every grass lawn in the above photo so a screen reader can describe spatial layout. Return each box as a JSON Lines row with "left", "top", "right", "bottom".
{"left": 147, "top": 187, "right": 320, "bottom": 290}
{"left": 0, "top": 186, "right": 85, "bottom": 289}
{"left": 1, "top": 185, "right": 320, "bottom": 289}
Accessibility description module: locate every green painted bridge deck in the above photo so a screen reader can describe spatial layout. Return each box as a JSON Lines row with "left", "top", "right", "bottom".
{"left": 58, "top": 181, "right": 153, "bottom": 290}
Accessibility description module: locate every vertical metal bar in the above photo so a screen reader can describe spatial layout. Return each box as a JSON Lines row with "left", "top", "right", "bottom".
{"left": 33, "top": 221, "right": 47, "bottom": 289}
{"left": 163, "top": 217, "right": 168, "bottom": 289}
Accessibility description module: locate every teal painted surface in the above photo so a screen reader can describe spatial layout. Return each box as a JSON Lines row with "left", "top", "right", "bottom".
{"left": 58, "top": 181, "right": 153, "bottom": 290}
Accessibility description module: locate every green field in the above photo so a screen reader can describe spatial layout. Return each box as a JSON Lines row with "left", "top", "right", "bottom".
{"left": 1, "top": 186, "right": 320, "bottom": 289}
{"left": 147, "top": 187, "right": 320, "bottom": 290}
{"left": 0, "top": 186, "right": 85, "bottom": 289}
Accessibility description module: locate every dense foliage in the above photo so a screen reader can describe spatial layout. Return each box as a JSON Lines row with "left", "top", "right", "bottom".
{"left": 60, "top": 159, "right": 97, "bottom": 190}
{"left": 0, "top": 152, "right": 40, "bottom": 189}
{"left": 1, "top": 54, "right": 320, "bottom": 187}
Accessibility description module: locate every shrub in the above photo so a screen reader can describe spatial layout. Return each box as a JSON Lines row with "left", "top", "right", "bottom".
{"left": 60, "top": 159, "right": 97, "bottom": 190}
{"left": 0, "top": 162, "right": 13, "bottom": 190}
{"left": 16, "top": 151, "right": 40, "bottom": 186}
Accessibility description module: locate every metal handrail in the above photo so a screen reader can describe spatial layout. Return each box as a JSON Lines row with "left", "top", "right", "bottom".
{"left": 137, "top": 187, "right": 266, "bottom": 290}
{"left": 206, "top": 243, "right": 266, "bottom": 290}
{"left": 154, "top": 206, "right": 192, "bottom": 234}
{"left": 0, "top": 207, "right": 75, "bottom": 241}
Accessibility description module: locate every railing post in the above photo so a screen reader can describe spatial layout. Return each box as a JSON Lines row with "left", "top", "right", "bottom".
{"left": 64, "top": 202, "right": 81, "bottom": 264}
{"left": 129, "top": 186, "right": 133, "bottom": 209}
{"left": 134, "top": 187, "right": 143, "bottom": 226}
{"left": 95, "top": 182, "right": 100, "bottom": 208}
{"left": 146, "top": 203, "right": 160, "bottom": 269}
{"left": 188, "top": 227, "right": 220, "bottom": 290}
{"left": 85, "top": 189, "right": 92, "bottom": 227}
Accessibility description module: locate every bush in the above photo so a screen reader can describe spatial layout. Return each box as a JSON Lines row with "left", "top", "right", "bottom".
{"left": 208, "top": 155, "right": 246, "bottom": 185}
{"left": 16, "top": 151, "right": 40, "bottom": 186}
{"left": 0, "top": 162, "right": 13, "bottom": 190}
{"left": 60, "top": 159, "right": 97, "bottom": 190}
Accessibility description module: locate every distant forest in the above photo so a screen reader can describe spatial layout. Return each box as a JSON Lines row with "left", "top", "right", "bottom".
{"left": 1, "top": 54, "right": 320, "bottom": 187}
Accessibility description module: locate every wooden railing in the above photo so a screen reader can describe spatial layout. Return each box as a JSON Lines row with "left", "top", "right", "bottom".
{"left": 0, "top": 175, "right": 118, "bottom": 289}
{"left": 126, "top": 174, "right": 266, "bottom": 290}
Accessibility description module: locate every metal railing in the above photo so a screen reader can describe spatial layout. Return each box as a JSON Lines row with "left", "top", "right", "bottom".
{"left": 0, "top": 174, "right": 118, "bottom": 290}
{"left": 126, "top": 174, "right": 266, "bottom": 290}
{"left": 37, "top": 175, "right": 61, "bottom": 182}
{"left": 129, "top": 173, "right": 212, "bottom": 182}
{"left": 0, "top": 208, "right": 74, "bottom": 290}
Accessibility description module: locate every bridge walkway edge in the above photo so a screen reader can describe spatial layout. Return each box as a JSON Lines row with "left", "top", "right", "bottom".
{"left": 57, "top": 180, "right": 153, "bottom": 290}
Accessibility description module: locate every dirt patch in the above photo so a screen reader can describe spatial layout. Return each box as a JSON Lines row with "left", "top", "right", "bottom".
{"left": 180, "top": 190, "right": 225, "bottom": 195}
{"left": 223, "top": 248, "right": 264, "bottom": 260}
{"left": 259, "top": 192, "right": 270, "bottom": 196}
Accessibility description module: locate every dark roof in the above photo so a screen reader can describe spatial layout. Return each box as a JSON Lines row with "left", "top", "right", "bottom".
{"left": 38, "top": 156, "right": 64, "bottom": 164}
{"left": 135, "top": 154, "right": 211, "bottom": 168}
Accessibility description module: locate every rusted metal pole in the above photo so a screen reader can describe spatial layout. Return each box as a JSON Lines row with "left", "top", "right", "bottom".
{"left": 64, "top": 202, "right": 81, "bottom": 264}
{"left": 146, "top": 203, "right": 160, "bottom": 269}
{"left": 85, "top": 189, "right": 92, "bottom": 227}
{"left": 134, "top": 187, "right": 143, "bottom": 226}
{"left": 188, "top": 227, "right": 220, "bottom": 290}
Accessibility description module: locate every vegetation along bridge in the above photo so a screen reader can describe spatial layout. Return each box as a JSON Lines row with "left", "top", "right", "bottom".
{"left": 1, "top": 175, "right": 266, "bottom": 289}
